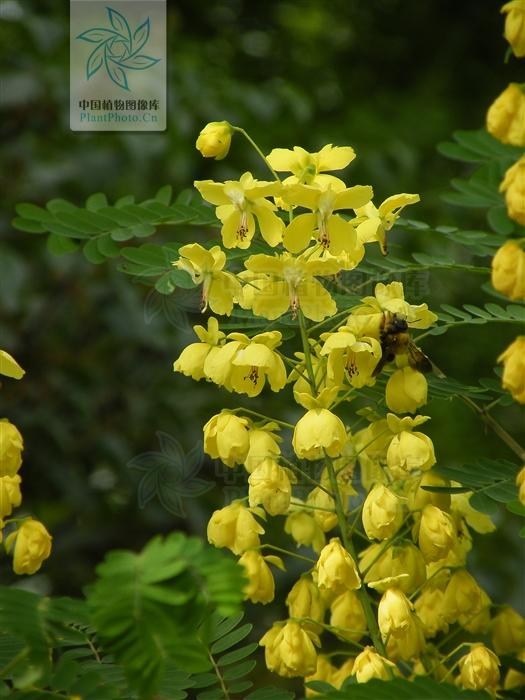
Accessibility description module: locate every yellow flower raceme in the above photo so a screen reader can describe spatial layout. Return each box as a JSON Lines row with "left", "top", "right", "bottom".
{"left": 195, "top": 172, "right": 284, "bottom": 248}
{"left": 355, "top": 194, "right": 420, "bottom": 255}
{"left": 207, "top": 501, "right": 264, "bottom": 554}
{"left": 498, "top": 336, "right": 525, "bottom": 403}
{"left": 352, "top": 646, "right": 398, "bottom": 683}
{"left": 0, "top": 419, "right": 24, "bottom": 476}
{"left": 361, "top": 484, "right": 404, "bottom": 541}
{"left": 203, "top": 330, "right": 286, "bottom": 396}
{"left": 0, "top": 475, "right": 22, "bottom": 520}
{"left": 0, "top": 349, "right": 25, "bottom": 379}
{"left": 282, "top": 182, "right": 371, "bottom": 256}
{"left": 173, "top": 317, "right": 225, "bottom": 381}
{"left": 286, "top": 575, "right": 326, "bottom": 634}
{"left": 459, "top": 644, "right": 500, "bottom": 692}
{"left": 491, "top": 241, "right": 525, "bottom": 301}
{"left": 195, "top": 121, "right": 233, "bottom": 160}
{"left": 203, "top": 412, "right": 251, "bottom": 467}
{"left": 500, "top": 155, "right": 525, "bottom": 226}
{"left": 491, "top": 606, "right": 525, "bottom": 655}
{"left": 267, "top": 144, "right": 356, "bottom": 190}
{"left": 238, "top": 550, "right": 284, "bottom": 604}
{"left": 417, "top": 504, "right": 456, "bottom": 563}
{"left": 386, "top": 367, "right": 428, "bottom": 414}
{"left": 243, "top": 250, "right": 342, "bottom": 321}
{"left": 6, "top": 518, "right": 52, "bottom": 575}
{"left": 248, "top": 458, "right": 293, "bottom": 515}
{"left": 487, "top": 84, "right": 525, "bottom": 146}
{"left": 502, "top": 0, "right": 525, "bottom": 57}
{"left": 386, "top": 414, "right": 436, "bottom": 478}
{"left": 330, "top": 590, "right": 367, "bottom": 642}
{"left": 320, "top": 326, "right": 382, "bottom": 388}
{"left": 174, "top": 244, "right": 241, "bottom": 315}
{"left": 316, "top": 537, "right": 361, "bottom": 596}
{"left": 292, "top": 388, "right": 347, "bottom": 460}
{"left": 260, "top": 620, "right": 318, "bottom": 678}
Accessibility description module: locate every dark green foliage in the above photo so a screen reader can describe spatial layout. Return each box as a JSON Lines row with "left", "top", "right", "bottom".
{"left": 317, "top": 676, "right": 491, "bottom": 699}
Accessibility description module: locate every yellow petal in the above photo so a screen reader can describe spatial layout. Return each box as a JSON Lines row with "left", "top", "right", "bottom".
{"left": 335, "top": 185, "right": 373, "bottom": 211}
{"left": 297, "top": 279, "right": 337, "bottom": 322}
{"left": 194, "top": 180, "right": 231, "bottom": 205}
{"left": 0, "top": 350, "right": 25, "bottom": 380}
{"left": 252, "top": 280, "right": 291, "bottom": 320}
{"left": 283, "top": 213, "right": 316, "bottom": 253}
{"left": 317, "top": 145, "right": 356, "bottom": 172}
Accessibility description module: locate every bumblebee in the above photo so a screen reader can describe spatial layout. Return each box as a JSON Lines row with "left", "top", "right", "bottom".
{"left": 373, "top": 311, "right": 433, "bottom": 376}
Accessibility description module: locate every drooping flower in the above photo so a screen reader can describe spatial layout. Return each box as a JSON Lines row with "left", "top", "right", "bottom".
{"left": 501, "top": 0, "right": 525, "bottom": 57}
{"left": 320, "top": 326, "right": 381, "bottom": 388}
{"left": 243, "top": 250, "right": 343, "bottom": 321}
{"left": 282, "top": 183, "right": 371, "bottom": 256}
{"left": 238, "top": 550, "right": 284, "bottom": 604}
{"left": 385, "top": 367, "right": 428, "bottom": 414}
{"left": 491, "top": 241, "right": 525, "bottom": 301}
{"left": 417, "top": 504, "right": 456, "bottom": 563}
{"left": 203, "top": 412, "right": 251, "bottom": 467}
{"left": 260, "top": 621, "right": 319, "bottom": 678}
{"left": 173, "top": 243, "right": 241, "bottom": 315}
{"left": 292, "top": 388, "right": 347, "bottom": 460}
{"left": 361, "top": 484, "right": 404, "bottom": 541}
{"left": 267, "top": 144, "right": 356, "bottom": 190}
{"left": 459, "top": 644, "right": 500, "bottom": 692}
{"left": 491, "top": 606, "right": 525, "bottom": 655}
{"left": 351, "top": 646, "right": 398, "bottom": 683}
{"left": 443, "top": 569, "right": 483, "bottom": 624}
{"left": 316, "top": 537, "right": 361, "bottom": 596}
{"left": 5, "top": 518, "right": 52, "bottom": 575}
{"left": 498, "top": 336, "right": 525, "bottom": 403}
{"left": 407, "top": 470, "right": 451, "bottom": 513}
{"left": 203, "top": 330, "right": 286, "bottom": 396}
{"left": 385, "top": 414, "right": 436, "bottom": 478}
{"left": 195, "top": 172, "right": 284, "bottom": 248}
{"left": 487, "top": 84, "right": 525, "bottom": 146}
{"left": 207, "top": 501, "right": 264, "bottom": 554}
{"left": 500, "top": 155, "right": 525, "bottom": 226}
{"left": 364, "top": 541, "right": 426, "bottom": 595}
{"left": 0, "top": 474, "right": 22, "bottom": 520}
{"left": 195, "top": 121, "right": 233, "bottom": 160}
{"left": 378, "top": 587, "right": 413, "bottom": 639}
{"left": 173, "top": 317, "right": 225, "bottom": 381}
{"left": 248, "top": 459, "right": 293, "bottom": 515}
{"left": 414, "top": 585, "right": 449, "bottom": 638}
{"left": 355, "top": 193, "right": 420, "bottom": 255}
{"left": 305, "top": 656, "right": 337, "bottom": 695}
{"left": 285, "top": 506, "right": 326, "bottom": 553}
{"left": 330, "top": 590, "right": 367, "bottom": 642}
{"left": 0, "top": 420, "right": 24, "bottom": 477}
{"left": 243, "top": 423, "right": 282, "bottom": 473}
{"left": 0, "top": 349, "right": 25, "bottom": 380}
{"left": 306, "top": 487, "right": 338, "bottom": 532}
{"left": 286, "top": 575, "right": 326, "bottom": 634}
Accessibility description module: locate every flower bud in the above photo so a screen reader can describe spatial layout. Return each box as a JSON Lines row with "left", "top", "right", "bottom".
{"left": 386, "top": 615, "right": 426, "bottom": 661}
{"left": 260, "top": 621, "right": 318, "bottom": 678}
{"left": 307, "top": 487, "right": 338, "bottom": 532}
{"left": 491, "top": 606, "right": 525, "bottom": 655}
{"left": 443, "top": 569, "right": 482, "bottom": 624}
{"left": 491, "top": 241, "right": 525, "bottom": 301}
{"left": 517, "top": 465, "right": 525, "bottom": 505}
{"left": 195, "top": 121, "right": 233, "bottom": 160}
{"left": 316, "top": 538, "right": 361, "bottom": 596}
{"left": 285, "top": 510, "right": 326, "bottom": 553}
{"left": 408, "top": 470, "right": 451, "bottom": 513}
{"left": 386, "top": 430, "right": 435, "bottom": 478}
{"left": 248, "top": 459, "right": 291, "bottom": 516}
{"left": 498, "top": 336, "right": 525, "bottom": 404}
{"left": 362, "top": 484, "right": 404, "bottom": 541}
{"left": 500, "top": 156, "right": 525, "bottom": 226}
{"left": 203, "top": 412, "right": 250, "bottom": 467}
{"left": 244, "top": 425, "right": 281, "bottom": 473}
{"left": 292, "top": 408, "right": 347, "bottom": 460}
{"left": 502, "top": 1, "right": 525, "bottom": 57}
{"left": 0, "top": 419, "right": 23, "bottom": 476}
{"left": 487, "top": 83, "right": 525, "bottom": 146}
{"left": 286, "top": 576, "right": 325, "bottom": 633}
{"left": 386, "top": 367, "right": 428, "bottom": 414}
{"left": 418, "top": 504, "right": 455, "bottom": 563}
{"left": 5, "top": 518, "right": 52, "bottom": 575}
{"left": 330, "top": 590, "right": 367, "bottom": 642}
{"left": 238, "top": 550, "right": 275, "bottom": 604}
{"left": 414, "top": 586, "right": 449, "bottom": 638}
{"left": 459, "top": 644, "right": 500, "bottom": 692}
{"left": 378, "top": 587, "right": 413, "bottom": 639}
{"left": 0, "top": 474, "right": 22, "bottom": 519}
{"left": 207, "top": 501, "right": 264, "bottom": 554}
{"left": 352, "top": 646, "right": 397, "bottom": 683}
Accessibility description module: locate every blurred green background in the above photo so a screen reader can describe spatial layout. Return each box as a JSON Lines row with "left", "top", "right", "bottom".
{"left": 0, "top": 0, "right": 523, "bottom": 665}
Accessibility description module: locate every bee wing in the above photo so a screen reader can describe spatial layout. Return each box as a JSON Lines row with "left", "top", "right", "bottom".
{"left": 407, "top": 341, "right": 433, "bottom": 373}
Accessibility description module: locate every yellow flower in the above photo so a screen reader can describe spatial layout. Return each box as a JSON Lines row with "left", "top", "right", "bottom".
{"left": 386, "top": 367, "right": 428, "bottom": 414}
{"left": 173, "top": 317, "right": 225, "bottom": 381}
{"left": 195, "top": 121, "right": 233, "bottom": 160}
{"left": 0, "top": 474, "right": 22, "bottom": 520}
{"left": 500, "top": 156, "right": 525, "bottom": 226}
{"left": 487, "top": 84, "right": 525, "bottom": 146}
{"left": 517, "top": 465, "right": 525, "bottom": 505}
{"left": 285, "top": 507, "right": 326, "bottom": 553}
{"left": 460, "top": 589, "right": 492, "bottom": 635}
{"left": 195, "top": 172, "right": 284, "bottom": 248}
{"left": 260, "top": 620, "right": 318, "bottom": 678}
{"left": 243, "top": 423, "right": 281, "bottom": 473}
{"left": 207, "top": 501, "right": 264, "bottom": 554}
{"left": 386, "top": 414, "right": 436, "bottom": 478}
{"left": 352, "top": 646, "right": 398, "bottom": 683}
{"left": 238, "top": 550, "right": 283, "bottom": 604}
{"left": 320, "top": 326, "right": 381, "bottom": 388}
{"left": 491, "top": 606, "right": 525, "bottom": 655}
{"left": 355, "top": 194, "right": 420, "bottom": 255}
{"left": 502, "top": 0, "right": 525, "bottom": 57}
{"left": 330, "top": 590, "right": 367, "bottom": 642}
{"left": 6, "top": 518, "right": 52, "bottom": 575}
{"left": 450, "top": 488, "right": 496, "bottom": 534}
{"left": 443, "top": 569, "right": 483, "bottom": 624}
{"left": 282, "top": 183, "right": 371, "bottom": 256}
{"left": 203, "top": 412, "right": 250, "bottom": 467}
{"left": 305, "top": 655, "right": 337, "bottom": 697}
{"left": 174, "top": 244, "right": 241, "bottom": 315}
{"left": 504, "top": 648, "right": 525, "bottom": 689}
{"left": 498, "top": 336, "right": 525, "bottom": 403}
{"left": 248, "top": 458, "right": 292, "bottom": 516}
{"left": 306, "top": 487, "right": 338, "bottom": 532}
{"left": 204, "top": 330, "right": 286, "bottom": 396}
{"left": 492, "top": 241, "right": 525, "bottom": 301}
{"left": 459, "top": 644, "right": 500, "bottom": 692}
{"left": 378, "top": 587, "right": 413, "bottom": 639}
{"left": 243, "top": 250, "right": 342, "bottom": 321}
{"left": 267, "top": 144, "right": 356, "bottom": 190}
{"left": 362, "top": 484, "right": 404, "bottom": 541}
{"left": 0, "top": 420, "right": 24, "bottom": 477}
{"left": 286, "top": 575, "right": 326, "bottom": 634}
{"left": 407, "top": 471, "right": 451, "bottom": 513}
{"left": 386, "top": 615, "right": 426, "bottom": 662}
{"left": 362, "top": 542, "right": 426, "bottom": 595}
{"left": 292, "top": 389, "right": 347, "bottom": 460}
{"left": 330, "top": 658, "right": 355, "bottom": 689}
{"left": 316, "top": 537, "right": 361, "bottom": 596}
{"left": 0, "top": 349, "right": 25, "bottom": 379}
{"left": 414, "top": 586, "right": 449, "bottom": 638}
{"left": 418, "top": 504, "right": 456, "bottom": 563}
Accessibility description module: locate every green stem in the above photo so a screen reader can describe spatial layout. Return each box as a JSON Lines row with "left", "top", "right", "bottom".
{"left": 259, "top": 543, "right": 316, "bottom": 564}
{"left": 0, "top": 648, "right": 29, "bottom": 676}
{"left": 233, "top": 127, "right": 281, "bottom": 182}
{"left": 230, "top": 407, "right": 294, "bottom": 430}
{"left": 280, "top": 456, "right": 333, "bottom": 497}
{"left": 298, "top": 310, "right": 318, "bottom": 394}
{"left": 461, "top": 396, "right": 525, "bottom": 462}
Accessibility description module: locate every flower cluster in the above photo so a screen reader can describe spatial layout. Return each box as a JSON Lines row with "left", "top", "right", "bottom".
{"left": 0, "top": 349, "right": 52, "bottom": 575}
{"left": 172, "top": 124, "right": 525, "bottom": 694}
